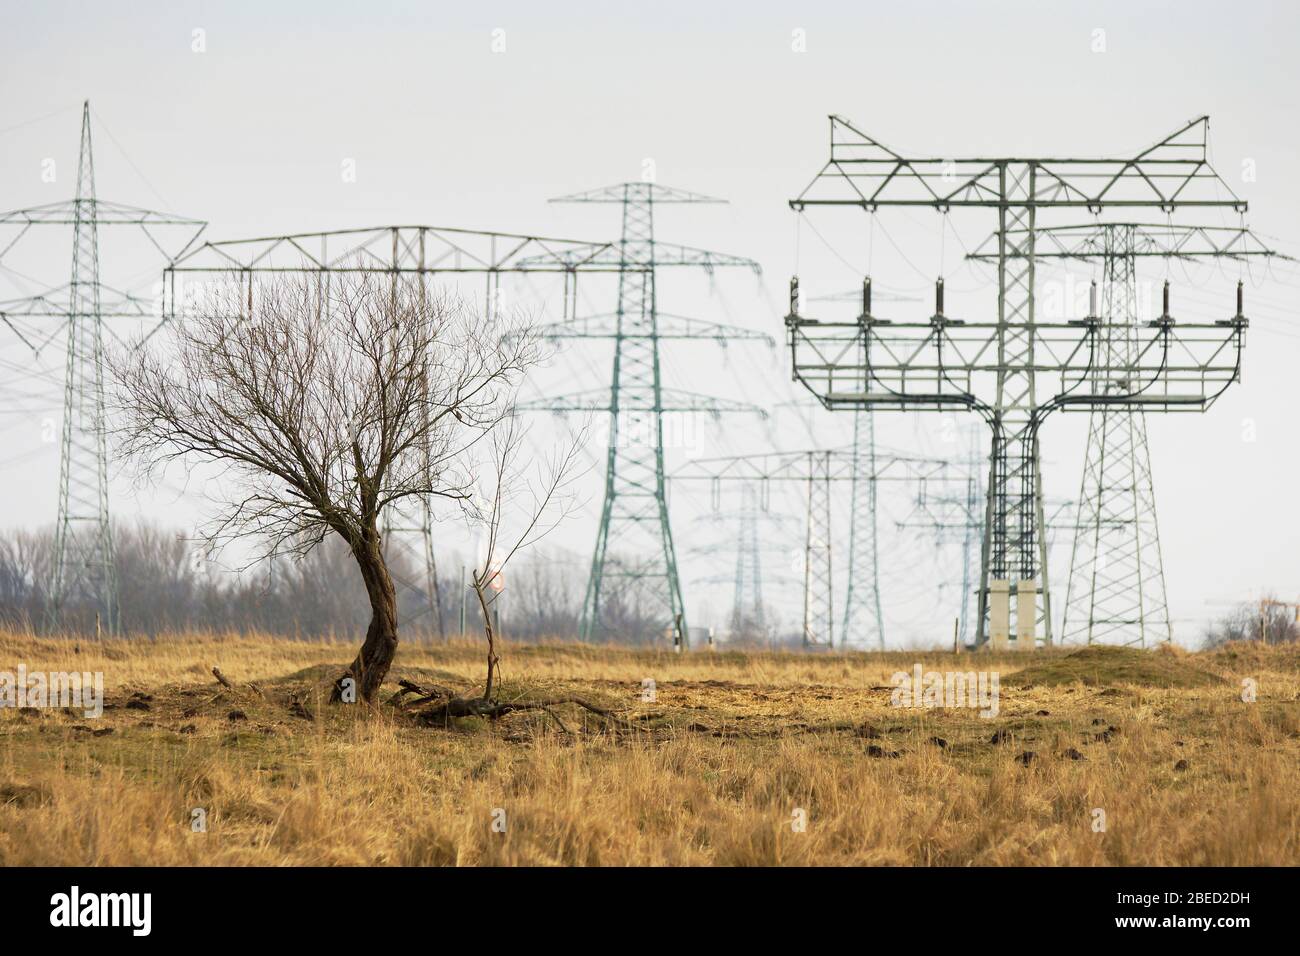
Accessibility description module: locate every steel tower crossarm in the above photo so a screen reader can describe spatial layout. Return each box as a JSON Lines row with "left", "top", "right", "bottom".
{"left": 788, "top": 308, "right": 1246, "bottom": 410}
{"left": 516, "top": 240, "right": 759, "bottom": 274}
{"left": 0, "top": 284, "right": 179, "bottom": 355}
{"left": 968, "top": 223, "right": 1290, "bottom": 264}
{"left": 671, "top": 446, "right": 953, "bottom": 484}
{"left": 163, "top": 225, "right": 622, "bottom": 275}
{"left": 534, "top": 310, "right": 774, "bottom": 346}
{"left": 517, "top": 387, "right": 767, "bottom": 417}
{"left": 792, "top": 116, "right": 1245, "bottom": 212}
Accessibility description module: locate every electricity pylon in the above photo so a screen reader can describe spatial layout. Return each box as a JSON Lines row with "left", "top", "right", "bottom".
{"left": 516, "top": 183, "right": 767, "bottom": 647}
{"left": 54, "top": 103, "right": 116, "bottom": 633}
{"left": 767, "top": 394, "right": 888, "bottom": 646}
{"left": 165, "top": 220, "right": 631, "bottom": 638}
{"left": 0, "top": 102, "right": 206, "bottom": 634}
{"left": 842, "top": 408, "right": 885, "bottom": 646}
{"left": 684, "top": 499, "right": 798, "bottom": 640}
{"left": 787, "top": 116, "right": 1254, "bottom": 649}
{"left": 672, "top": 447, "right": 957, "bottom": 647}
{"left": 986, "top": 222, "right": 1283, "bottom": 646}
{"left": 730, "top": 483, "right": 765, "bottom": 636}
{"left": 1067, "top": 239, "right": 1169, "bottom": 645}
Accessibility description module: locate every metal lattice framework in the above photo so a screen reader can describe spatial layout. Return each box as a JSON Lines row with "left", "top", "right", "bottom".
{"left": 787, "top": 115, "right": 1251, "bottom": 648}
{"left": 0, "top": 102, "right": 207, "bottom": 634}
{"left": 842, "top": 409, "right": 884, "bottom": 646}
{"left": 1066, "top": 234, "right": 1169, "bottom": 646}
{"left": 514, "top": 183, "right": 766, "bottom": 648}
{"left": 163, "top": 219, "right": 634, "bottom": 634}
{"left": 672, "top": 447, "right": 957, "bottom": 647}
{"left": 163, "top": 223, "right": 631, "bottom": 318}
{"left": 973, "top": 222, "right": 1285, "bottom": 646}
{"left": 683, "top": 493, "right": 799, "bottom": 642}
{"left": 898, "top": 445, "right": 1077, "bottom": 648}
{"left": 730, "top": 483, "right": 765, "bottom": 636}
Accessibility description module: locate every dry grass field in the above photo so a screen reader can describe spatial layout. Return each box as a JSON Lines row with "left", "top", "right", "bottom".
{"left": 1, "top": 630, "right": 1297, "bottom": 866}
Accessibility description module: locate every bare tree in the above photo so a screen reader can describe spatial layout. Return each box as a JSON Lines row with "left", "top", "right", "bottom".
{"left": 110, "top": 271, "right": 538, "bottom": 702}
{"left": 404, "top": 421, "right": 642, "bottom": 729}
{"left": 467, "top": 418, "right": 584, "bottom": 700}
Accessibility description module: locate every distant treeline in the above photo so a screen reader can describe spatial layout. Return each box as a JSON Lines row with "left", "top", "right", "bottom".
{"left": 1203, "top": 598, "right": 1300, "bottom": 648}
{"left": 0, "top": 521, "right": 681, "bottom": 643}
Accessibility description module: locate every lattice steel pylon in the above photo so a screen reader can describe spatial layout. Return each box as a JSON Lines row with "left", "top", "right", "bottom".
{"left": 517, "top": 183, "right": 767, "bottom": 647}
{"left": 787, "top": 116, "right": 1254, "bottom": 649}
{"left": 729, "top": 483, "right": 765, "bottom": 636}
{"left": 1000, "top": 222, "right": 1286, "bottom": 646}
{"left": 49, "top": 103, "right": 117, "bottom": 632}
{"left": 802, "top": 450, "right": 834, "bottom": 647}
{"left": 381, "top": 500, "right": 444, "bottom": 641}
{"left": 842, "top": 407, "right": 885, "bottom": 648}
{"left": 811, "top": 282, "right": 892, "bottom": 647}
{"left": 1064, "top": 226, "right": 1168, "bottom": 645}
{"left": 0, "top": 103, "right": 207, "bottom": 634}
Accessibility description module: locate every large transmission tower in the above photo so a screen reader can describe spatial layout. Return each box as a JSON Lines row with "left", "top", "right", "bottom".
{"left": 684, "top": 496, "right": 798, "bottom": 640}
{"left": 983, "top": 222, "right": 1283, "bottom": 646}
{"left": 1067, "top": 225, "right": 1167, "bottom": 646}
{"left": 517, "top": 183, "right": 767, "bottom": 647}
{"left": 787, "top": 116, "right": 1254, "bottom": 649}
{"left": 165, "top": 220, "right": 629, "bottom": 635}
{"left": 730, "top": 483, "right": 765, "bottom": 636}
{"left": 842, "top": 408, "right": 884, "bottom": 645}
{"left": 816, "top": 288, "right": 918, "bottom": 648}
{"left": 0, "top": 102, "right": 206, "bottom": 634}
{"left": 53, "top": 103, "right": 116, "bottom": 633}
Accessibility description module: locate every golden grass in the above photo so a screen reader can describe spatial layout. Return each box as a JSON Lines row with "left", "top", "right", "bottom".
{"left": 1, "top": 630, "right": 1297, "bottom": 866}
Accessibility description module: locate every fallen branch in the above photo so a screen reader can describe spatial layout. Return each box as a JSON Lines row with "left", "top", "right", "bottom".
{"left": 417, "top": 695, "right": 641, "bottom": 731}
{"left": 388, "top": 679, "right": 458, "bottom": 708}
{"left": 700, "top": 720, "right": 866, "bottom": 740}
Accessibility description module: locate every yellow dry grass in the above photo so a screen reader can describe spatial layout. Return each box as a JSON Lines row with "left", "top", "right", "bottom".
{"left": 1, "top": 630, "right": 1297, "bottom": 866}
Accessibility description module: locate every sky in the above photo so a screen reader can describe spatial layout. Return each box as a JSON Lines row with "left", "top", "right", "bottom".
{"left": 1, "top": 0, "right": 1298, "bottom": 646}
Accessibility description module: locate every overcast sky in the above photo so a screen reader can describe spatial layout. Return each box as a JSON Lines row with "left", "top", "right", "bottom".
{"left": 2, "top": 0, "right": 1298, "bottom": 645}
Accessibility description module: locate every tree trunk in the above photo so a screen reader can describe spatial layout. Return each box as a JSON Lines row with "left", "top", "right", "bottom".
{"left": 473, "top": 578, "right": 500, "bottom": 700}
{"left": 335, "top": 524, "right": 399, "bottom": 703}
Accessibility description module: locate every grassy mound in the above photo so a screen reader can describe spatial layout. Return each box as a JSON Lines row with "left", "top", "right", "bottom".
{"left": 1004, "top": 644, "right": 1225, "bottom": 689}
